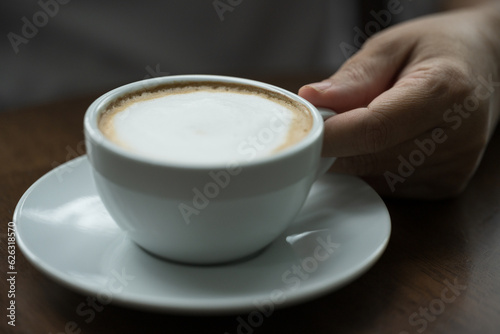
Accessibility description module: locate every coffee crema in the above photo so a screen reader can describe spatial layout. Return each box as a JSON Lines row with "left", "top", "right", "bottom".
{"left": 98, "top": 82, "right": 313, "bottom": 164}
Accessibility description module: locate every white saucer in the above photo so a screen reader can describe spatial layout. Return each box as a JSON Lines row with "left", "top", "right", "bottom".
{"left": 14, "top": 156, "right": 390, "bottom": 314}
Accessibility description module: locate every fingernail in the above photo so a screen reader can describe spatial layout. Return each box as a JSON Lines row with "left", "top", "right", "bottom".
{"left": 307, "top": 81, "right": 332, "bottom": 92}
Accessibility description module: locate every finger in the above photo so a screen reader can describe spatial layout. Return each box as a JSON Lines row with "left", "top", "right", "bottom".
{"left": 328, "top": 122, "right": 482, "bottom": 199}
{"left": 327, "top": 129, "right": 435, "bottom": 176}
{"left": 320, "top": 61, "right": 463, "bottom": 158}
{"left": 298, "top": 32, "right": 415, "bottom": 112}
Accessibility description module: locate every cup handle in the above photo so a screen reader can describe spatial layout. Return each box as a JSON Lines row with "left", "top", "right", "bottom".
{"left": 315, "top": 107, "right": 337, "bottom": 180}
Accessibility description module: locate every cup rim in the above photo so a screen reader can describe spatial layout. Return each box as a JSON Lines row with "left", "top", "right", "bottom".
{"left": 84, "top": 74, "right": 324, "bottom": 170}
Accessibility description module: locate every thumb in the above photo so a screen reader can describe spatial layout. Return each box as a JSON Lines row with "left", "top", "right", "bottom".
{"left": 298, "top": 34, "right": 414, "bottom": 112}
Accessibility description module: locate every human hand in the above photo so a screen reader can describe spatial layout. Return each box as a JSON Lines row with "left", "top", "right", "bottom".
{"left": 299, "top": 4, "right": 500, "bottom": 199}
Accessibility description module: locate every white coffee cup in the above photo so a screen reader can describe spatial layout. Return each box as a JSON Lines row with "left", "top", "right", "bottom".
{"left": 84, "top": 75, "right": 335, "bottom": 264}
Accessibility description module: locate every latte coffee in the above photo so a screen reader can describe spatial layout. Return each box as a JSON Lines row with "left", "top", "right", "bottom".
{"left": 85, "top": 75, "right": 332, "bottom": 264}
{"left": 98, "top": 82, "right": 313, "bottom": 164}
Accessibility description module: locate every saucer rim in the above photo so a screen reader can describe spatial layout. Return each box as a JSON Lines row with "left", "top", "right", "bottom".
{"left": 13, "top": 155, "right": 391, "bottom": 314}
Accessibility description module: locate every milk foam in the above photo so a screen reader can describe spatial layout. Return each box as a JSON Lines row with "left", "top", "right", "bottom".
{"left": 102, "top": 89, "right": 308, "bottom": 164}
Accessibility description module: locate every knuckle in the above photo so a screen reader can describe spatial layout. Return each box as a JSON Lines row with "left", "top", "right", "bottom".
{"left": 424, "top": 60, "right": 475, "bottom": 100}
{"left": 339, "top": 59, "right": 379, "bottom": 104}
{"left": 341, "top": 60, "right": 371, "bottom": 83}
{"left": 359, "top": 110, "right": 393, "bottom": 154}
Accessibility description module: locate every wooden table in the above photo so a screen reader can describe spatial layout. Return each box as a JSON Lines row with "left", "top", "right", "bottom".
{"left": 1, "top": 76, "right": 499, "bottom": 334}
